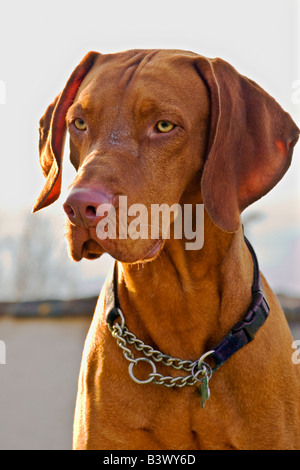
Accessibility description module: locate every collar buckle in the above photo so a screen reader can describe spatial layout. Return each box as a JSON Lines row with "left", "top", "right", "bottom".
{"left": 231, "top": 291, "right": 269, "bottom": 342}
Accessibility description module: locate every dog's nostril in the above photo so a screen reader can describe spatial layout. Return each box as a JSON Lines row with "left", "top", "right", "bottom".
{"left": 64, "top": 204, "right": 75, "bottom": 217}
{"left": 85, "top": 205, "right": 97, "bottom": 218}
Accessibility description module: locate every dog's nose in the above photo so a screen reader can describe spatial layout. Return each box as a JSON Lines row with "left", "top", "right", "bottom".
{"left": 63, "top": 188, "right": 114, "bottom": 227}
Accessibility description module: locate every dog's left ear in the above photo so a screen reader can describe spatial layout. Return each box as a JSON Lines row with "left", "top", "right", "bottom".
{"left": 195, "top": 57, "right": 299, "bottom": 232}
{"left": 32, "top": 51, "right": 100, "bottom": 213}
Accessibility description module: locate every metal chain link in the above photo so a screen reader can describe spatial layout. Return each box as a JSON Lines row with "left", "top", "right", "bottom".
{"left": 108, "top": 309, "right": 214, "bottom": 388}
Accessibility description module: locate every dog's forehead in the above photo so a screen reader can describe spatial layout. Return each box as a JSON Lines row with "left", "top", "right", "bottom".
{"left": 77, "top": 49, "right": 204, "bottom": 111}
{"left": 99, "top": 49, "right": 198, "bottom": 75}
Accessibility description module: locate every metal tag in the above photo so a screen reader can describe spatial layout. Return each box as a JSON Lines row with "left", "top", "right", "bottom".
{"left": 198, "top": 373, "right": 210, "bottom": 409}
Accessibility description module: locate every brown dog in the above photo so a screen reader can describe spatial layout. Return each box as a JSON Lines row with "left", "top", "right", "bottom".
{"left": 33, "top": 50, "right": 300, "bottom": 450}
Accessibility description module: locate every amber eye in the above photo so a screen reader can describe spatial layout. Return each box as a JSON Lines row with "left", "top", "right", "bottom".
{"left": 156, "top": 120, "right": 175, "bottom": 133}
{"left": 74, "top": 118, "right": 87, "bottom": 131}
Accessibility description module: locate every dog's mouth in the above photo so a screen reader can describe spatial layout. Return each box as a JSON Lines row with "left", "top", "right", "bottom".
{"left": 82, "top": 239, "right": 104, "bottom": 260}
{"left": 66, "top": 224, "right": 165, "bottom": 263}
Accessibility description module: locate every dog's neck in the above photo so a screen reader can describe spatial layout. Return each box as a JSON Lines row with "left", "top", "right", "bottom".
{"left": 116, "top": 210, "right": 254, "bottom": 360}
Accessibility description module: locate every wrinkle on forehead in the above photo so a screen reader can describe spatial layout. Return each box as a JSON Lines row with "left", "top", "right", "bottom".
{"left": 77, "top": 49, "right": 201, "bottom": 106}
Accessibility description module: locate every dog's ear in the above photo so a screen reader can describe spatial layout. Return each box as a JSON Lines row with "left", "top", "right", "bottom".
{"left": 195, "top": 57, "right": 299, "bottom": 232}
{"left": 32, "top": 51, "right": 100, "bottom": 213}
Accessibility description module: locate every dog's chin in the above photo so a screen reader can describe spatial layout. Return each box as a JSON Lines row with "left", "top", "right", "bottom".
{"left": 67, "top": 235, "right": 164, "bottom": 264}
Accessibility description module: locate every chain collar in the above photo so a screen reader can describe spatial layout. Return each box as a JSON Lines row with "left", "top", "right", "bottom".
{"left": 106, "top": 236, "right": 270, "bottom": 409}
{"left": 108, "top": 308, "right": 215, "bottom": 407}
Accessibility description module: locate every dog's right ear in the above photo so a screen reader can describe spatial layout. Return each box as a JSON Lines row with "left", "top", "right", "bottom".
{"left": 32, "top": 51, "right": 100, "bottom": 213}
{"left": 195, "top": 56, "right": 299, "bottom": 232}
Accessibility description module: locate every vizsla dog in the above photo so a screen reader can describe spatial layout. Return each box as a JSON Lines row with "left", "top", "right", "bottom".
{"left": 33, "top": 49, "right": 300, "bottom": 450}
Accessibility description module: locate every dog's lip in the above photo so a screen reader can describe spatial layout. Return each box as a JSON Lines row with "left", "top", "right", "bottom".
{"left": 82, "top": 239, "right": 104, "bottom": 260}
{"left": 81, "top": 237, "right": 164, "bottom": 263}
{"left": 143, "top": 238, "right": 164, "bottom": 261}
{"left": 68, "top": 223, "right": 165, "bottom": 262}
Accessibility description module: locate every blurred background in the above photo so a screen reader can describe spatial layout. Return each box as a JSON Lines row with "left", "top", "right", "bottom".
{"left": 0, "top": 0, "right": 299, "bottom": 450}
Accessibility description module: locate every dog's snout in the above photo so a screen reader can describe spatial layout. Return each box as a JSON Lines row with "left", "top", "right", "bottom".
{"left": 63, "top": 188, "right": 113, "bottom": 227}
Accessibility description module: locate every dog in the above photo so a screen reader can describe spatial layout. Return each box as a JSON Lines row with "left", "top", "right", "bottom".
{"left": 33, "top": 49, "right": 300, "bottom": 450}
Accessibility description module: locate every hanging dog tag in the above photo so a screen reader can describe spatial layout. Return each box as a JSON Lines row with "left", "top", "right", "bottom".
{"left": 198, "top": 373, "right": 210, "bottom": 409}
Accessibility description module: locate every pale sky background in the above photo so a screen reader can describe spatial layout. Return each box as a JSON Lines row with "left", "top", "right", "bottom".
{"left": 0, "top": 0, "right": 300, "bottom": 299}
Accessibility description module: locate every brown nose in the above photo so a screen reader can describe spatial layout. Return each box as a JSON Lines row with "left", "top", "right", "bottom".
{"left": 63, "top": 188, "right": 114, "bottom": 227}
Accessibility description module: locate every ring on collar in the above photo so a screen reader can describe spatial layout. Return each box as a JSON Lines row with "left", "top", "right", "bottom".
{"left": 191, "top": 351, "right": 215, "bottom": 383}
{"left": 129, "top": 357, "right": 157, "bottom": 385}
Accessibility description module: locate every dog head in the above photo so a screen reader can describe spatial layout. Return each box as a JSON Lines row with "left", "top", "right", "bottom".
{"left": 33, "top": 49, "right": 299, "bottom": 263}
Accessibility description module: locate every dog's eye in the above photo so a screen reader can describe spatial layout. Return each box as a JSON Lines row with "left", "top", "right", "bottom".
{"left": 74, "top": 118, "right": 87, "bottom": 131}
{"left": 156, "top": 121, "right": 175, "bottom": 133}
